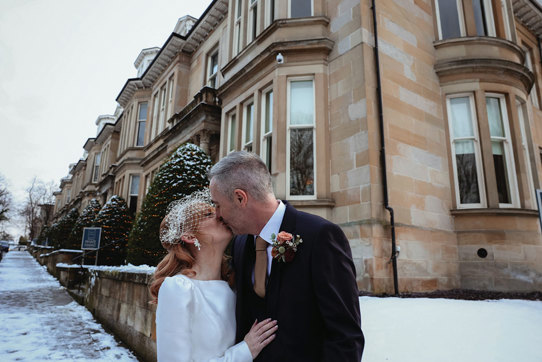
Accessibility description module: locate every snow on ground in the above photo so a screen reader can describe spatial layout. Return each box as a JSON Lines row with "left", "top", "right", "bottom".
{"left": 3, "top": 250, "right": 542, "bottom": 361}
{"left": 0, "top": 251, "right": 138, "bottom": 361}
{"left": 56, "top": 263, "right": 156, "bottom": 274}
{"left": 360, "top": 296, "right": 542, "bottom": 362}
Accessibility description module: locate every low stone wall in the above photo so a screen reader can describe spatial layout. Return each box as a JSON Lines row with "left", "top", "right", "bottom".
{"left": 55, "top": 264, "right": 157, "bottom": 362}
{"left": 85, "top": 269, "right": 157, "bottom": 362}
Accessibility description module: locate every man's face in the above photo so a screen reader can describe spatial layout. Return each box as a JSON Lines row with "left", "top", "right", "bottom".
{"left": 209, "top": 179, "right": 246, "bottom": 235}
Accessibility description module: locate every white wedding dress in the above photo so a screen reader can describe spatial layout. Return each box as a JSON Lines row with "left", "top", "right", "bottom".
{"left": 156, "top": 274, "right": 252, "bottom": 362}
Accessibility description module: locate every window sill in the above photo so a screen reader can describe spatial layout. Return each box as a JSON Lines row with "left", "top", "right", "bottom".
{"left": 450, "top": 208, "right": 538, "bottom": 217}
{"left": 288, "top": 198, "right": 335, "bottom": 208}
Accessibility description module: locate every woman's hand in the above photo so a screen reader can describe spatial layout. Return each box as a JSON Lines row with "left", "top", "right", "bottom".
{"left": 243, "top": 318, "right": 278, "bottom": 359}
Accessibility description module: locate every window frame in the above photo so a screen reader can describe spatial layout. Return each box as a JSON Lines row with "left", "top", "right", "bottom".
{"left": 516, "top": 99, "right": 536, "bottom": 207}
{"left": 265, "top": 0, "right": 275, "bottom": 28}
{"left": 233, "top": 0, "right": 243, "bottom": 55}
{"left": 485, "top": 93, "right": 519, "bottom": 208}
{"left": 260, "top": 87, "right": 273, "bottom": 171}
{"left": 227, "top": 112, "right": 237, "bottom": 153}
{"left": 167, "top": 75, "right": 175, "bottom": 119}
{"left": 248, "top": 0, "right": 259, "bottom": 43}
{"left": 242, "top": 101, "right": 254, "bottom": 152}
{"left": 446, "top": 93, "right": 486, "bottom": 209}
{"left": 129, "top": 174, "right": 140, "bottom": 215}
{"left": 135, "top": 102, "right": 148, "bottom": 147}
{"left": 286, "top": 76, "right": 317, "bottom": 200}
{"left": 435, "top": 0, "right": 466, "bottom": 40}
{"left": 207, "top": 48, "right": 219, "bottom": 88}
{"left": 92, "top": 152, "right": 102, "bottom": 183}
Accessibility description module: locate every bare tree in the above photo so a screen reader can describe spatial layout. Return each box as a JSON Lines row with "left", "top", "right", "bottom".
{"left": 0, "top": 174, "right": 12, "bottom": 225}
{"left": 20, "top": 177, "right": 56, "bottom": 241}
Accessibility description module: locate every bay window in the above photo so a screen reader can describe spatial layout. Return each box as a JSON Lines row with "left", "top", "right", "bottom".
{"left": 159, "top": 84, "right": 167, "bottom": 132}
{"left": 435, "top": 0, "right": 505, "bottom": 40}
{"left": 446, "top": 94, "right": 485, "bottom": 207}
{"left": 151, "top": 92, "right": 160, "bottom": 139}
{"left": 288, "top": 78, "right": 315, "bottom": 198}
{"left": 167, "top": 75, "right": 175, "bottom": 119}
{"left": 517, "top": 100, "right": 535, "bottom": 206}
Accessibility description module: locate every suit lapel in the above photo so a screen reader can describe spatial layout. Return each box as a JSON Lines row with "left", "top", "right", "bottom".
{"left": 265, "top": 201, "right": 297, "bottom": 317}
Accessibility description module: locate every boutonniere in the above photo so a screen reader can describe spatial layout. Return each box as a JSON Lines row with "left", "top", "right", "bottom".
{"left": 271, "top": 231, "right": 303, "bottom": 263}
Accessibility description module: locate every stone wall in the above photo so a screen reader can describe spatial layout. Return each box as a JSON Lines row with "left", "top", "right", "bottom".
{"left": 83, "top": 269, "right": 156, "bottom": 362}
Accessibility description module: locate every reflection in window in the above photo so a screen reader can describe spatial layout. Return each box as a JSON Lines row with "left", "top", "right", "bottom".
{"left": 243, "top": 103, "right": 254, "bottom": 152}
{"left": 93, "top": 153, "right": 102, "bottom": 183}
{"left": 472, "top": 0, "right": 495, "bottom": 37}
{"left": 448, "top": 96, "right": 483, "bottom": 205}
{"left": 129, "top": 175, "right": 140, "bottom": 216}
{"left": 136, "top": 102, "right": 147, "bottom": 147}
{"left": 436, "top": 0, "right": 463, "bottom": 39}
{"left": 291, "top": 0, "right": 311, "bottom": 18}
{"left": 289, "top": 80, "right": 315, "bottom": 197}
{"left": 228, "top": 114, "right": 237, "bottom": 153}
{"left": 207, "top": 51, "right": 219, "bottom": 88}
{"left": 261, "top": 90, "right": 273, "bottom": 171}
{"left": 487, "top": 96, "right": 515, "bottom": 205}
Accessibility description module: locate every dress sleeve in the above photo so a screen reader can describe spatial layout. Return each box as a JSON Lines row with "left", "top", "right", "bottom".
{"left": 156, "top": 276, "right": 195, "bottom": 362}
{"left": 207, "top": 341, "right": 253, "bottom": 362}
{"left": 156, "top": 276, "right": 253, "bottom": 362}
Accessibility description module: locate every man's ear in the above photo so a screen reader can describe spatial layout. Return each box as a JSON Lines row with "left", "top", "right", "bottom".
{"left": 233, "top": 189, "right": 248, "bottom": 207}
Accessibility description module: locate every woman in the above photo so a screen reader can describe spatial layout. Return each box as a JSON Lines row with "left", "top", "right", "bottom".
{"left": 150, "top": 190, "right": 277, "bottom": 361}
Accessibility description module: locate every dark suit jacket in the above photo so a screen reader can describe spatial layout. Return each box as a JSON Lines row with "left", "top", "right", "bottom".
{"left": 232, "top": 201, "right": 364, "bottom": 361}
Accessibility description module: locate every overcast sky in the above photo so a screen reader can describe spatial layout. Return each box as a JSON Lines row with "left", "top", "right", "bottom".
{"left": 0, "top": 0, "right": 210, "bottom": 236}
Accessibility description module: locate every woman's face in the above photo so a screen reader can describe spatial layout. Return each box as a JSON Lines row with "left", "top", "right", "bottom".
{"left": 196, "top": 206, "right": 233, "bottom": 246}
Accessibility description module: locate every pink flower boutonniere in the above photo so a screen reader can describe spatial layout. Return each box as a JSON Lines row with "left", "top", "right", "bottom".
{"left": 271, "top": 231, "right": 303, "bottom": 263}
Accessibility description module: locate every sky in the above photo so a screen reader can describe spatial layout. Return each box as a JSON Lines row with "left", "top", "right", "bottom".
{"left": 0, "top": 0, "right": 211, "bottom": 237}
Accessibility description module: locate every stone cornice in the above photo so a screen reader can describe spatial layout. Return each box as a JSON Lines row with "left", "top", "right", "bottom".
{"left": 512, "top": 0, "right": 542, "bottom": 37}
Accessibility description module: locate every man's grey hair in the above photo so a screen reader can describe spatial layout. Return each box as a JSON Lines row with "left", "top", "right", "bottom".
{"left": 208, "top": 151, "right": 273, "bottom": 201}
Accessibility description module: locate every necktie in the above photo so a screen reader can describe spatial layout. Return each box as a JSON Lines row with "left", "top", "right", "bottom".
{"left": 254, "top": 236, "right": 268, "bottom": 298}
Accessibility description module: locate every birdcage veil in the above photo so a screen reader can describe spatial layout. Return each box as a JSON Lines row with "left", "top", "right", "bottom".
{"left": 159, "top": 189, "right": 213, "bottom": 247}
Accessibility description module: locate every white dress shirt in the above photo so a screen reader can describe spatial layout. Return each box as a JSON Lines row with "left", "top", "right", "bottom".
{"left": 256, "top": 200, "right": 286, "bottom": 276}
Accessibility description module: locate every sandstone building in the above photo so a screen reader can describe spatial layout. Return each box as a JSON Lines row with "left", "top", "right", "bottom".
{"left": 52, "top": 0, "right": 542, "bottom": 294}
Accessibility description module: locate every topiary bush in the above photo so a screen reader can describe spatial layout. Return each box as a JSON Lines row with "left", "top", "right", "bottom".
{"left": 126, "top": 143, "right": 212, "bottom": 265}
{"left": 94, "top": 196, "right": 132, "bottom": 266}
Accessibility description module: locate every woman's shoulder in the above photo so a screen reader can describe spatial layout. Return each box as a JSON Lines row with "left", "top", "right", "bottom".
{"left": 160, "top": 274, "right": 195, "bottom": 296}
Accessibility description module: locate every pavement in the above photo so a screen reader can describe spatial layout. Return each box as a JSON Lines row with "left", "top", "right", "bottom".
{"left": 0, "top": 251, "right": 138, "bottom": 361}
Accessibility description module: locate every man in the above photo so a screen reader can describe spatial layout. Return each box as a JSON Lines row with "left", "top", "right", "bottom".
{"left": 209, "top": 151, "right": 364, "bottom": 361}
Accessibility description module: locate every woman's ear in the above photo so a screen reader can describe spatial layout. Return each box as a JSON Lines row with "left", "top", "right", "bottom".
{"left": 180, "top": 234, "right": 197, "bottom": 245}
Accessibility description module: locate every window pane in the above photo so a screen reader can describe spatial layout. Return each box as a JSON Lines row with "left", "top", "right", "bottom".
{"left": 291, "top": 0, "right": 311, "bottom": 18}
{"left": 290, "top": 128, "right": 314, "bottom": 196}
{"left": 437, "top": 0, "right": 461, "bottom": 39}
{"left": 265, "top": 135, "right": 272, "bottom": 171}
{"left": 450, "top": 97, "right": 474, "bottom": 138}
{"left": 229, "top": 115, "right": 236, "bottom": 152}
{"left": 454, "top": 140, "right": 480, "bottom": 204}
{"left": 265, "top": 91, "right": 273, "bottom": 133}
{"left": 138, "top": 102, "right": 148, "bottom": 120}
{"left": 486, "top": 97, "right": 505, "bottom": 137}
{"left": 130, "top": 175, "right": 140, "bottom": 195}
{"left": 136, "top": 121, "right": 146, "bottom": 146}
{"left": 245, "top": 104, "right": 253, "bottom": 143}
{"left": 472, "top": 0, "right": 487, "bottom": 36}
{"left": 237, "top": 0, "right": 242, "bottom": 18}
{"left": 290, "top": 80, "right": 314, "bottom": 125}
{"left": 492, "top": 141, "right": 511, "bottom": 203}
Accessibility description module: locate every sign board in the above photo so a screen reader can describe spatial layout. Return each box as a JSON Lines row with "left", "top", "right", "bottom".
{"left": 81, "top": 227, "right": 102, "bottom": 250}
{"left": 536, "top": 189, "right": 542, "bottom": 232}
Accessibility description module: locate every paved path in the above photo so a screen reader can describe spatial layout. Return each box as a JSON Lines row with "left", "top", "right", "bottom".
{"left": 0, "top": 251, "right": 138, "bottom": 361}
